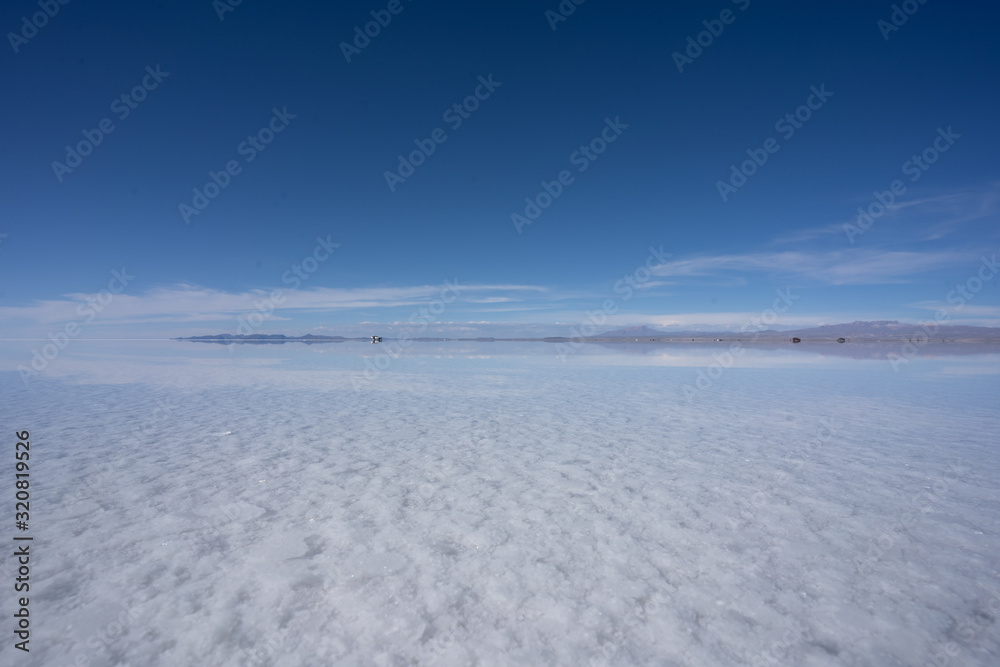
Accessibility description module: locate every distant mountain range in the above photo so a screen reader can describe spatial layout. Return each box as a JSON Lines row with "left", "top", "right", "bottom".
{"left": 177, "top": 321, "right": 1000, "bottom": 344}
{"left": 599, "top": 321, "right": 1000, "bottom": 340}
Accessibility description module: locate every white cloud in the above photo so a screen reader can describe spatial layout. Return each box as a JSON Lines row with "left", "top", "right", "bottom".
{"left": 634, "top": 280, "right": 670, "bottom": 290}
{"left": 650, "top": 249, "right": 971, "bottom": 285}
{"left": 770, "top": 223, "right": 844, "bottom": 245}
{"left": 769, "top": 182, "right": 1000, "bottom": 247}
{"left": 906, "top": 301, "right": 1000, "bottom": 326}
{"left": 597, "top": 312, "right": 841, "bottom": 331}
{"left": 0, "top": 283, "right": 548, "bottom": 327}
{"left": 908, "top": 302, "right": 1000, "bottom": 317}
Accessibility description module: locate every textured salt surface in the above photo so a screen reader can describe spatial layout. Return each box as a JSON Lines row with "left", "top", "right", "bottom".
{"left": 1, "top": 341, "right": 998, "bottom": 666}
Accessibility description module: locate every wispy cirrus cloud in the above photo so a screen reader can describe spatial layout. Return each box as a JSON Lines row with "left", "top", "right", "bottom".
{"left": 651, "top": 248, "right": 974, "bottom": 285}
{"left": 597, "top": 312, "right": 842, "bottom": 331}
{"left": 907, "top": 301, "right": 1000, "bottom": 327}
{"left": 770, "top": 223, "right": 844, "bottom": 245}
{"left": 772, "top": 182, "right": 1000, "bottom": 246}
{"left": 909, "top": 302, "right": 1000, "bottom": 317}
{"left": 0, "top": 283, "right": 549, "bottom": 327}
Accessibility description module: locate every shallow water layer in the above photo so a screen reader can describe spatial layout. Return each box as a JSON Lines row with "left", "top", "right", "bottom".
{"left": 1, "top": 341, "right": 998, "bottom": 666}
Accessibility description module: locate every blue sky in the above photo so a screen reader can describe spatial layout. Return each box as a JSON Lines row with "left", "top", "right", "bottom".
{"left": 1, "top": 0, "right": 998, "bottom": 338}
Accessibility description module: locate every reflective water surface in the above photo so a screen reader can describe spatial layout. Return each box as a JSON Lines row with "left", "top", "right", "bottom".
{"left": 1, "top": 341, "right": 998, "bottom": 666}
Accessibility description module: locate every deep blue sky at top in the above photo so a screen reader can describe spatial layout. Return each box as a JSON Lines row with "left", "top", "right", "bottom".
{"left": 1, "top": 0, "right": 998, "bottom": 335}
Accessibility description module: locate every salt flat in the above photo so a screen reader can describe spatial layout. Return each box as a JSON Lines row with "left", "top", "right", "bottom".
{"left": 1, "top": 341, "right": 998, "bottom": 666}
